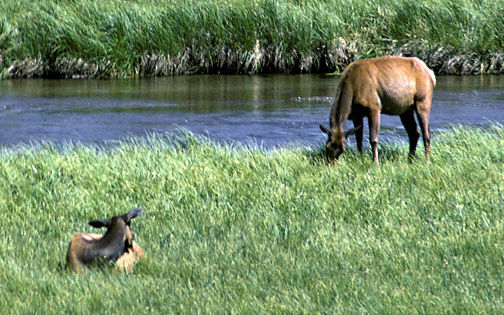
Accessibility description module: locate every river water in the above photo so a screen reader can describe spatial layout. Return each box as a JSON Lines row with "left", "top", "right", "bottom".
{"left": 1, "top": 75, "right": 503, "bottom": 149}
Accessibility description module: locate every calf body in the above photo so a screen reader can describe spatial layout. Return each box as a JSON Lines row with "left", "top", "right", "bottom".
{"left": 320, "top": 56, "right": 436, "bottom": 162}
{"left": 66, "top": 208, "right": 143, "bottom": 272}
{"left": 66, "top": 233, "right": 144, "bottom": 272}
{"left": 116, "top": 239, "right": 144, "bottom": 272}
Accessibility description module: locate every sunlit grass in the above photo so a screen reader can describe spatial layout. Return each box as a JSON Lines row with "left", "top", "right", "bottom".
{"left": 1, "top": 126, "right": 503, "bottom": 313}
{"left": 1, "top": 0, "right": 504, "bottom": 77}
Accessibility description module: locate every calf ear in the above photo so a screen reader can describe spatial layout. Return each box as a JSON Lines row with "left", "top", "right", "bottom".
{"left": 125, "top": 208, "right": 143, "bottom": 221}
{"left": 88, "top": 219, "right": 111, "bottom": 228}
{"left": 320, "top": 125, "right": 332, "bottom": 136}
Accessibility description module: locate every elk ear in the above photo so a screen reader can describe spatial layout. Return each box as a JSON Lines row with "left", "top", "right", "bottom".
{"left": 320, "top": 125, "right": 332, "bottom": 136}
{"left": 88, "top": 219, "right": 111, "bottom": 229}
{"left": 124, "top": 208, "right": 143, "bottom": 221}
{"left": 344, "top": 125, "right": 362, "bottom": 138}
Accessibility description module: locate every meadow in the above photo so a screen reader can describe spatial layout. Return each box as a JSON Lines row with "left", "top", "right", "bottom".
{"left": 1, "top": 126, "right": 504, "bottom": 313}
{"left": 1, "top": 0, "right": 504, "bottom": 77}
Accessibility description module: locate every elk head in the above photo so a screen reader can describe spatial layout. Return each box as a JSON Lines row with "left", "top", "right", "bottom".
{"left": 320, "top": 125, "right": 361, "bottom": 161}
{"left": 88, "top": 207, "right": 143, "bottom": 252}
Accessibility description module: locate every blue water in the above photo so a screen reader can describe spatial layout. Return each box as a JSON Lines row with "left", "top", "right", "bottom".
{"left": 1, "top": 75, "right": 503, "bottom": 148}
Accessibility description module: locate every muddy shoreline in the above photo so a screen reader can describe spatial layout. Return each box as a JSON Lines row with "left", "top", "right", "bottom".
{"left": 2, "top": 41, "right": 503, "bottom": 79}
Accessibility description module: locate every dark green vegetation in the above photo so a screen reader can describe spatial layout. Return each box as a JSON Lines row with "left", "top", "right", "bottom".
{"left": 1, "top": 0, "right": 504, "bottom": 78}
{"left": 1, "top": 126, "right": 504, "bottom": 313}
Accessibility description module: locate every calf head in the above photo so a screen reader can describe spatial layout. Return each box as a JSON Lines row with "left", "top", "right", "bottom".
{"left": 88, "top": 207, "right": 143, "bottom": 252}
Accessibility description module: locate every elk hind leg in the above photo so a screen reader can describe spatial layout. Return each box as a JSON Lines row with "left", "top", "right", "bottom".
{"left": 415, "top": 103, "right": 431, "bottom": 161}
{"left": 400, "top": 110, "right": 420, "bottom": 161}
{"left": 368, "top": 110, "right": 381, "bottom": 163}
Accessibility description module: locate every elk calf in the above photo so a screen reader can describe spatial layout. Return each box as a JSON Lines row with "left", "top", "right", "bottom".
{"left": 320, "top": 56, "right": 436, "bottom": 162}
{"left": 70, "top": 233, "right": 145, "bottom": 272}
{"left": 66, "top": 208, "right": 143, "bottom": 272}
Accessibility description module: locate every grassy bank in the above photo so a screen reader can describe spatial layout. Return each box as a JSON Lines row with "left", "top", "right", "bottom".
{"left": 1, "top": 126, "right": 504, "bottom": 313}
{"left": 1, "top": 0, "right": 504, "bottom": 78}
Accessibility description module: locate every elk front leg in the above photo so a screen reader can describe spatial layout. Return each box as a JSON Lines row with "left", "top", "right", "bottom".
{"left": 352, "top": 117, "right": 364, "bottom": 154}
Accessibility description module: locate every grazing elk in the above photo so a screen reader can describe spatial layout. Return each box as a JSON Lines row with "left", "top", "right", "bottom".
{"left": 66, "top": 208, "right": 143, "bottom": 272}
{"left": 320, "top": 56, "right": 436, "bottom": 162}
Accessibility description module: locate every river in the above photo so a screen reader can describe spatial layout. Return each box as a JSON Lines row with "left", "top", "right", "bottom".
{"left": 1, "top": 75, "right": 503, "bottom": 148}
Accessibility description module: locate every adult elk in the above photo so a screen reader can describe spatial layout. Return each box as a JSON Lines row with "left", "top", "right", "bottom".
{"left": 66, "top": 208, "right": 143, "bottom": 272}
{"left": 320, "top": 56, "right": 436, "bottom": 162}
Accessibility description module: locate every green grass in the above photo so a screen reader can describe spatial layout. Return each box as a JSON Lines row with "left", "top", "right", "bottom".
{"left": 1, "top": 0, "right": 504, "bottom": 77}
{"left": 1, "top": 126, "right": 504, "bottom": 313}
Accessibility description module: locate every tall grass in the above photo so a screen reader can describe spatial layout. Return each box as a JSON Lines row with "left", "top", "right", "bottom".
{"left": 1, "top": 0, "right": 504, "bottom": 77}
{"left": 1, "top": 126, "right": 504, "bottom": 313}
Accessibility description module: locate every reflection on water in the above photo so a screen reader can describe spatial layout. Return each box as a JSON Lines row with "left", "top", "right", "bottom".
{"left": 1, "top": 75, "right": 503, "bottom": 148}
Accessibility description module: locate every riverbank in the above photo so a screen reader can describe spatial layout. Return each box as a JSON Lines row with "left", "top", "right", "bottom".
{"left": 1, "top": 0, "right": 503, "bottom": 78}
{"left": 1, "top": 126, "right": 504, "bottom": 312}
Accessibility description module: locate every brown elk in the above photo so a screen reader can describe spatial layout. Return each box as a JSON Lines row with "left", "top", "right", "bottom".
{"left": 66, "top": 208, "right": 143, "bottom": 272}
{"left": 320, "top": 56, "right": 436, "bottom": 162}
{"left": 70, "top": 233, "right": 145, "bottom": 272}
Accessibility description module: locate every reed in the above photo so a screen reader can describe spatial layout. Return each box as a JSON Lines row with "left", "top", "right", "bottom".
{"left": 1, "top": 126, "right": 503, "bottom": 313}
{"left": 1, "top": 0, "right": 504, "bottom": 77}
